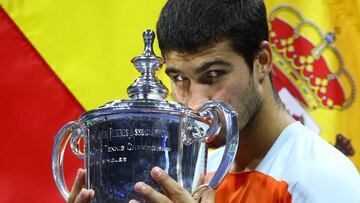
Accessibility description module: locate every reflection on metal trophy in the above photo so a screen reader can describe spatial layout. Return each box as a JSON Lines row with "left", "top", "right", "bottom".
{"left": 52, "top": 30, "right": 239, "bottom": 202}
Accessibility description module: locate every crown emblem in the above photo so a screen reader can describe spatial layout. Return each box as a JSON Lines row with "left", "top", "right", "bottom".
{"left": 268, "top": 5, "right": 356, "bottom": 110}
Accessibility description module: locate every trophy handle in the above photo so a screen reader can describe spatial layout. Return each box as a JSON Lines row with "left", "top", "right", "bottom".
{"left": 52, "top": 121, "right": 84, "bottom": 200}
{"left": 192, "top": 100, "right": 239, "bottom": 200}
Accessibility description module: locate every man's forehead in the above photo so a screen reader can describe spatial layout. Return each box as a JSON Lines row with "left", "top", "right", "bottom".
{"left": 164, "top": 40, "right": 234, "bottom": 66}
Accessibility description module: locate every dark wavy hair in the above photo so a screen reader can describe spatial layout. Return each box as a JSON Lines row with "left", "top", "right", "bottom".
{"left": 156, "top": 0, "right": 269, "bottom": 69}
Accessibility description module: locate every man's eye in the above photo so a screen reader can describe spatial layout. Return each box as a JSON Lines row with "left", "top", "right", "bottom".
{"left": 207, "top": 70, "right": 224, "bottom": 78}
{"left": 173, "top": 75, "right": 187, "bottom": 81}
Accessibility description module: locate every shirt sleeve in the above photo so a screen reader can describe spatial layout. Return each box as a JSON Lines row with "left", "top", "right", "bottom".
{"left": 291, "top": 163, "right": 360, "bottom": 203}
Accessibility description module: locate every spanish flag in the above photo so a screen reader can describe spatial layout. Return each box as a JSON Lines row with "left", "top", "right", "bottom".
{"left": 265, "top": 0, "right": 360, "bottom": 169}
{"left": 0, "top": 0, "right": 167, "bottom": 202}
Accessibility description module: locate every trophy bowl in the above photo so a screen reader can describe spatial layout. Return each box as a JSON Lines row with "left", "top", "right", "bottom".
{"left": 52, "top": 30, "right": 239, "bottom": 202}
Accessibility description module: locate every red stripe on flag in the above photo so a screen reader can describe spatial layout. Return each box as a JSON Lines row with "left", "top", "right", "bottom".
{"left": 0, "top": 7, "right": 84, "bottom": 202}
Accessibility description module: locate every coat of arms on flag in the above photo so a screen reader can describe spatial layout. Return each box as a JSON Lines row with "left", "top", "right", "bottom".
{"left": 268, "top": 4, "right": 357, "bottom": 158}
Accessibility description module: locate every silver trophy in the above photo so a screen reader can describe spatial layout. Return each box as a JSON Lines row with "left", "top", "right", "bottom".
{"left": 52, "top": 30, "right": 239, "bottom": 202}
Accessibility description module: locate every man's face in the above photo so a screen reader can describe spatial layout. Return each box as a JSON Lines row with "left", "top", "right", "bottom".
{"left": 164, "top": 40, "right": 262, "bottom": 146}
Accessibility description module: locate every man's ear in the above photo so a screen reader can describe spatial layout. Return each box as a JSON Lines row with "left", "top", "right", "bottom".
{"left": 253, "top": 41, "right": 272, "bottom": 83}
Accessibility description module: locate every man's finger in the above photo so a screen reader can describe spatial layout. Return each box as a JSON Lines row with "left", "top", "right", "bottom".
{"left": 150, "top": 167, "right": 194, "bottom": 202}
{"left": 199, "top": 172, "right": 215, "bottom": 203}
{"left": 68, "top": 168, "right": 86, "bottom": 203}
{"left": 199, "top": 189, "right": 215, "bottom": 203}
{"left": 74, "top": 188, "right": 95, "bottom": 203}
{"left": 133, "top": 182, "right": 172, "bottom": 203}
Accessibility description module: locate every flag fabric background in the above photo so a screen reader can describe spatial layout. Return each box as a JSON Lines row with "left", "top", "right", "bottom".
{"left": 0, "top": 0, "right": 167, "bottom": 202}
{"left": 0, "top": 0, "right": 359, "bottom": 202}
{"left": 265, "top": 0, "right": 360, "bottom": 169}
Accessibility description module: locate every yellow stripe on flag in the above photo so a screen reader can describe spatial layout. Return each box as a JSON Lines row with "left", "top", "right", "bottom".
{"left": 1, "top": 0, "right": 168, "bottom": 110}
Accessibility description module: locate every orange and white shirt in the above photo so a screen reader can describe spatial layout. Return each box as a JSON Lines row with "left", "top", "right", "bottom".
{"left": 208, "top": 122, "right": 360, "bottom": 203}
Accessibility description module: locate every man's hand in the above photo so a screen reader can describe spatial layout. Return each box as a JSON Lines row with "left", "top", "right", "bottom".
{"left": 130, "top": 167, "right": 214, "bottom": 203}
{"left": 67, "top": 167, "right": 214, "bottom": 203}
{"left": 67, "top": 169, "right": 94, "bottom": 203}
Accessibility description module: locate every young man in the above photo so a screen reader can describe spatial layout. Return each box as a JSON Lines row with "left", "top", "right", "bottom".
{"left": 69, "top": 0, "right": 360, "bottom": 202}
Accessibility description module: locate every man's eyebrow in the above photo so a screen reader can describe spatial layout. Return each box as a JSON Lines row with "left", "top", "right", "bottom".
{"left": 195, "top": 60, "right": 231, "bottom": 74}
{"left": 165, "top": 60, "right": 231, "bottom": 75}
{"left": 165, "top": 66, "right": 181, "bottom": 75}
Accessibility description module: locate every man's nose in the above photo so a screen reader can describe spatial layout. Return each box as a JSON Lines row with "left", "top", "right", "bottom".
{"left": 187, "top": 84, "right": 211, "bottom": 112}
